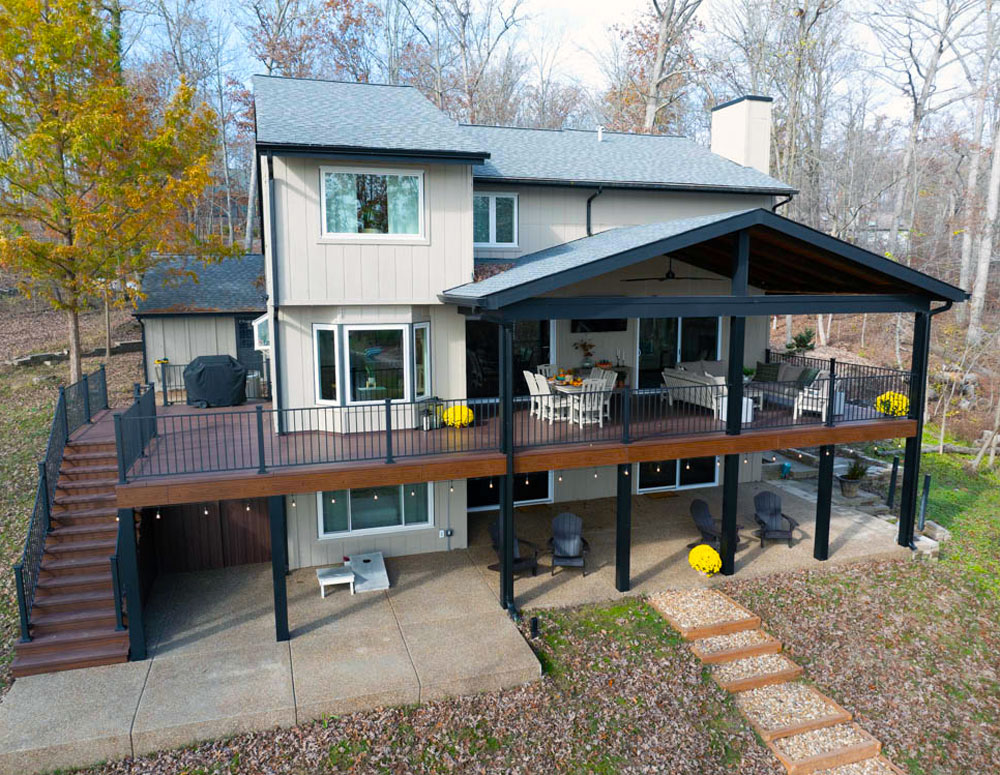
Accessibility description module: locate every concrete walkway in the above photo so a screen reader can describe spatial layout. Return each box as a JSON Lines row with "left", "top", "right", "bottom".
{"left": 0, "top": 555, "right": 539, "bottom": 775}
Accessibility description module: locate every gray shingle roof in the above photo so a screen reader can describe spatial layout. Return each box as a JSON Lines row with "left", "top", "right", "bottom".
{"left": 463, "top": 125, "right": 795, "bottom": 193}
{"left": 136, "top": 255, "right": 266, "bottom": 316}
{"left": 443, "top": 211, "right": 752, "bottom": 304}
{"left": 253, "top": 76, "right": 489, "bottom": 159}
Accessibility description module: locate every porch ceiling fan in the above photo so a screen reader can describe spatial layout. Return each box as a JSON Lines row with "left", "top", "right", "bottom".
{"left": 621, "top": 256, "right": 726, "bottom": 283}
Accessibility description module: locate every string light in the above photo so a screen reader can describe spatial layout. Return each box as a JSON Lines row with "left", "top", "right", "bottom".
{"left": 449, "top": 481, "right": 454, "bottom": 493}
{"left": 655, "top": 465, "right": 661, "bottom": 473}
{"left": 624, "top": 468, "right": 629, "bottom": 476}
{"left": 373, "top": 493, "right": 379, "bottom": 500}
{"left": 245, "top": 502, "right": 251, "bottom": 512}
{"left": 331, "top": 496, "right": 336, "bottom": 504}
{"left": 291, "top": 497, "right": 296, "bottom": 508}
{"left": 525, "top": 476, "right": 529, "bottom": 485}
{"left": 557, "top": 473, "right": 563, "bottom": 482}
{"left": 685, "top": 462, "right": 691, "bottom": 470}
{"left": 155, "top": 509, "right": 161, "bottom": 519}
{"left": 489, "top": 480, "right": 494, "bottom": 489}
{"left": 743, "top": 456, "right": 748, "bottom": 464}
{"left": 410, "top": 489, "right": 415, "bottom": 496}
{"left": 203, "top": 506, "right": 209, "bottom": 515}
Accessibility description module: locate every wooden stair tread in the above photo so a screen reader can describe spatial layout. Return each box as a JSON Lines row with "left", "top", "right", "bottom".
{"left": 64, "top": 451, "right": 117, "bottom": 461}
{"left": 62, "top": 464, "right": 118, "bottom": 474}
{"left": 57, "top": 478, "right": 118, "bottom": 490}
{"left": 50, "top": 523, "right": 118, "bottom": 537}
{"left": 713, "top": 653, "right": 804, "bottom": 692}
{"left": 42, "top": 555, "right": 111, "bottom": 572}
{"left": 45, "top": 538, "right": 116, "bottom": 553}
{"left": 53, "top": 492, "right": 117, "bottom": 505}
{"left": 37, "top": 572, "right": 112, "bottom": 589}
{"left": 11, "top": 640, "right": 128, "bottom": 677}
{"left": 32, "top": 589, "right": 114, "bottom": 607}
{"left": 50, "top": 506, "right": 117, "bottom": 518}
{"left": 17, "top": 627, "right": 127, "bottom": 653}
{"left": 30, "top": 608, "right": 118, "bottom": 627}
{"left": 767, "top": 723, "right": 881, "bottom": 775}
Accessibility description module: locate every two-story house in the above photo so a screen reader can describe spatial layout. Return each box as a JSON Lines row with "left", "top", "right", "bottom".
{"left": 11, "top": 75, "right": 965, "bottom": 679}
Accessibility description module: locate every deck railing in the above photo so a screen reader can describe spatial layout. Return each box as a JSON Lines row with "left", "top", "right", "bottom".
{"left": 14, "top": 365, "right": 109, "bottom": 642}
{"left": 115, "top": 366, "right": 915, "bottom": 483}
{"left": 114, "top": 383, "right": 157, "bottom": 483}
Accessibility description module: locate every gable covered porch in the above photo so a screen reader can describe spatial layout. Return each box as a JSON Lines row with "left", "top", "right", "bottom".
{"left": 441, "top": 207, "right": 966, "bottom": 613}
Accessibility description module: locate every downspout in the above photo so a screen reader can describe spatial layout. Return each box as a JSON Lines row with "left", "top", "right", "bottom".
{"left": 586, "top": 186, "right": 604, "bottom": 236}
{"left": 265, "top": 150, "right": 285, "bottom": 434}
{"left": 906, "top": 300, "right": 952, "bottom": 550}
{"left": 772, "top": 195, "right": 793, "bottom": 212}
{"left": 138, "top": 317, "right": 148, "bottom": 385}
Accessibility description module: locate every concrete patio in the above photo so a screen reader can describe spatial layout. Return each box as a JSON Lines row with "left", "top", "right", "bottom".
{"left": 0, "top": 480, "right": 906, "bottom": 775}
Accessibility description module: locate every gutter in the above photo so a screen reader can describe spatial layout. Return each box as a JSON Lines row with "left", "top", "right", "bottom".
{"left": 772, "top": 195, "right": 793, "bottom": 212}
{"left": 471, "top": 176, "right": 797, "bottom": 197}
{"left": 586, "top": 186, "right": 604, "bottom": 237}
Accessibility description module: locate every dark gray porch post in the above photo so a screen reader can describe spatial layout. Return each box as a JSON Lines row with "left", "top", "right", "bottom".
{"left": 117, "top": 508, "right": 146, "bottom": 660}
{"left": 898, "top": 311, "right": 930, "bottom": 547}
{"left": 268, "top": 495, "right": 289, "bottom": 641}
{"left": 615, "top": 463, "right": 632, "bottom": 592}
{"left": 814, "top": 445, "right": 835, "bottom": 560}
{"left": 721, "top": 230, "right": 749, "bottom": 575}
{"left": 499, "top": 321, "right": 516, "bottom": 612}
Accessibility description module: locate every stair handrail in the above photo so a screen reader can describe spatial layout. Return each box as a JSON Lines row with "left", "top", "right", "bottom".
{"left": 13, "top": 365, "right": 108, "bottom": 643}
{"left": 110, "top": 526, "right": 125, "bottom": 632}
{"left": 114, "top": 383, "right": 156, "bottom": 484}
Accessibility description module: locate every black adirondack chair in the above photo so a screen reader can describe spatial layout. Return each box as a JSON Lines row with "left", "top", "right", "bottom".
{"left": 752, "top": 491, "right": 799, "bottom": 548}
{"left": 548, "top": 512, "right": 590, "bottom": 576}
{"left": 687, "top": 499, "right": 746, "bottom": 550}
{"left": 488, "top": 520, "right": 539, "bottom": 576}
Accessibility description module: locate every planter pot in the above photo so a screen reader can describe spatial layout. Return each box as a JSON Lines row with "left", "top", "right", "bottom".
{"left": 837, "top": 476, "right": 862, "bottom": 498}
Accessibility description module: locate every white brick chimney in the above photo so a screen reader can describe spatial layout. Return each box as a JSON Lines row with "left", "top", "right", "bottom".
{"left": 710, "top": 95, "right": 773, "bottom": 175}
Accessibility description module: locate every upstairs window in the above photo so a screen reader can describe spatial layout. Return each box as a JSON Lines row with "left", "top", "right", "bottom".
{"left": 473, "top": 192, "right": 518, "bottom": 247}
{"left": 321, "top": 166, "right": 423, "bottom": 239}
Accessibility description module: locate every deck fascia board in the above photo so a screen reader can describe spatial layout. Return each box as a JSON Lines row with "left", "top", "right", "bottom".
{"left": 114, "top": 419, "right": 914, "bottom": 508}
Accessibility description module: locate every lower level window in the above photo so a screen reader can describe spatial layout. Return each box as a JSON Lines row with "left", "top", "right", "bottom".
{"left": 318, "top": 483, "right": 431, "bottom": 537}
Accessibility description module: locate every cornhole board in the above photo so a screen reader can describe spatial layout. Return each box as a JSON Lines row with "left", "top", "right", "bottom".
{"left": 347, "top": 551, "right": 390, "bottom": 593}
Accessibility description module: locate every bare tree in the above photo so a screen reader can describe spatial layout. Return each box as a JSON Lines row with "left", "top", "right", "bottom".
{"left": 641, "top": 0, "right": 703, "bottom": 131}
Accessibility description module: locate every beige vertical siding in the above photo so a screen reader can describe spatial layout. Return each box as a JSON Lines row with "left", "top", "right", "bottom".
{"left": 474, "top": 185, "right": 775, "bottom": 261}
{"left": 143, "top": 316, "right": 238, "bottom": 388}
{"left": 270, "top": 156, "right": 473, "bottom": 305}
{"left": 284, "top": 480, "right": 468, "bottom": 570}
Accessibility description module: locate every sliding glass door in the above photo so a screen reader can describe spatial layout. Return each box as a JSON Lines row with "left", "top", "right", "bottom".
{"left": 636, "top": 317, "right": 721, "bottom": 389}
{"left": 636, "top": 456, "right": 719, "bottom": 492}
{"left": 465, "top": 319, "right": 553, "bottom": 399}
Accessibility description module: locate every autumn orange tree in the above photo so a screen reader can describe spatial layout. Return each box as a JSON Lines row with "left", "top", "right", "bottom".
{"left": 0, "top": 0, "right": 221, "bottom": 382}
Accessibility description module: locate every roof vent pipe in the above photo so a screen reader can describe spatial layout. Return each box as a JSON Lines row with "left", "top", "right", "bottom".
{"left": 596, "top": 126, "right": 603, "bottom": 142}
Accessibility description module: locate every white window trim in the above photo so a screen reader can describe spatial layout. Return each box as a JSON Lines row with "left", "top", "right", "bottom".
{"left": 413, "top": 322, "right": 431, "bottom": 400}
{"left": 319, "top": 165, "right": 425, "bottom": 241}
{"left": 312, "top": 323, "right": 341, "bottom": 406}
{"left": 473, "top": 191, "right": 518, "bottom": 248}
{"left": 316, "top": 484, "right": 435, "bottom": 539}
{"left": 344, "top": 323, "right": 411, "bottom": 405}
{"left": 467, "top": 471, "right": 554, "bottom": 512}
{"left": 253, "top": 313, "right": 270, "bottom": 352}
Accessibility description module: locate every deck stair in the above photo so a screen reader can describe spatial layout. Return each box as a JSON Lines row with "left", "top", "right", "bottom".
{"left": 11, "top": 436, "right": 128, "bottom": 678}
{"left": 650, "top": 589, "right": 905, "bottom": 775}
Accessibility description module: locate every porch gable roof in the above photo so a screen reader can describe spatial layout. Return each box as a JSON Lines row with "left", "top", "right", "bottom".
{"left": 440, "top": 209, "right": 967, "bottom": 311}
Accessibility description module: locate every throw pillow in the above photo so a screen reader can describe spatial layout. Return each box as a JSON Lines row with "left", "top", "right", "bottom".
{"left": 702, "top": 360, "right": 727, "bottom": 377}
{"left": 797, "top": 367, "right": 821, "bottom": 388}
{"left": 777, "top": 363, "right": 804, "bottom": 383}
{"left": 754, "top": 361, "right": 781, "bottom": 382}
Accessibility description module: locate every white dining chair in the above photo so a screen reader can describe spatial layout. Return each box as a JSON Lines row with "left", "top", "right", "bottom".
{"left": 535, "top": 375, "right": 570, "bottom": 423}
{"left": 523, "top": 370, "right": 542, "bottom": 418}
{"left": 570, "top": 378, "right": 606, "bottom": 428}
{"left": 538, "top": 364, "right": 558, "bottom": 378}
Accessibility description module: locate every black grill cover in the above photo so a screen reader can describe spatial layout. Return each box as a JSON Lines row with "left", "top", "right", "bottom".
{"left": 184, "top": 355, "right": 247, "bottom": 408}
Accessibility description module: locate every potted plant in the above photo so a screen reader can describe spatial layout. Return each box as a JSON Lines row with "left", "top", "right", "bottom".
{"left": 837, "top": 459, "right": 868, "bottom": 498}
{"left": 574, "top": 338, "right": 596, "bottom": 368}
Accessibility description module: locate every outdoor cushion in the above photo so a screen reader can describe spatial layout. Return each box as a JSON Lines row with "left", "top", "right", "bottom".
{"left": 702, "top": 360, "right": 727, "bottom": 378}
{"left": 753, "top": 361, "right": 781, "bottom": 382}
{"left": 777, "top": 363, "right": 805, "bottom": 383}
{"left": 677, "top": 360, "right": 702, "bottom": 372}
{"left": 796, "top": 367, "right": 821, "bottom": 388}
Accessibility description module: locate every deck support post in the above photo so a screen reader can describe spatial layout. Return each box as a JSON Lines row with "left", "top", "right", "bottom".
{"left": 720, "top": 230, "right": 749, "bottom": 577}
{"left": 814, "top": 444, "right": 834, "bottom": 560}
{"left": 615, "top": 463, "right": 632, "bottom": 592}
{"left": 498, "top": 321, "right": 516, "bottom": 612}
{"left": 899, "top": 311, "right": 930, "bottom": 547}
{"left": 720, "top": 454, "right": 740, "bottom": 575}
{"left": 268, "top": 496, "right": 289, "bottom": 641}
{"left": 117, "top": 508, "right": 146, "bottom": 660}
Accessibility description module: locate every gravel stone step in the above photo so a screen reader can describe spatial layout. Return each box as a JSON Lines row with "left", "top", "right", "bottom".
{"left": 649, "top": 589, "right": 760, "bottom": 639}
{"left": 691, "top": 628, "right": 782, "bottom": 663}
{"left": 769, "top": 723, "right": 881, "bottom": 775}
{"left": 735, "top": 683, "right": 852, "bottom": 741}
{"left": 813, "top": 757, "right": 906, "bottom": 775}
{"left": 712, "top": 653, "right": 803, "bottom": 691}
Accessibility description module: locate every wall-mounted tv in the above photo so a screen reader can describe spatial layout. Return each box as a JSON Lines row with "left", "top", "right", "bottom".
{"left": 570, "top": 319, "right": 628, "bottom": 333}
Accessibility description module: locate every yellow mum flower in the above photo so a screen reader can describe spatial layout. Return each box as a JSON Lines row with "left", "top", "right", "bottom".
{"left": 688, "top": 544, "right": 723, "bottom": 577}
{"left": 442, "top": 405, "right": 475, "bottom": 428}
{"left": 874, "top": 391, "right": 909, "bottom": 418}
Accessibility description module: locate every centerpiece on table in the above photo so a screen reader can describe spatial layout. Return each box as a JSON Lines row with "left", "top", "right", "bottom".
{"left": 574, "top": 338, "right": 596, "bottom": 368}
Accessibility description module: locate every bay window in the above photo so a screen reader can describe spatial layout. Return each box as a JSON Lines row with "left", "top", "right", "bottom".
{"left": 345, "top": 325, "right": 408, "bottom": 403}
{"left": 321, "top": 166, "right": 423, "bottom": 238}
{"left": 414, "top": 322, "right": 430, "bottom": 399}
{"left": 318, "top": 483, "right": 432, "bottom": 537}
{"left": 473, "top": 192, "right": 518, "bottom": 247}
{"left": 313, "top": 324, "right": 340, "bottom": 404}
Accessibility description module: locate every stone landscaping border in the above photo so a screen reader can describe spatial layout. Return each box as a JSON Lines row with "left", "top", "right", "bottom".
{"left": 652, "top": 591, "right": 761, "bottom": 640}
